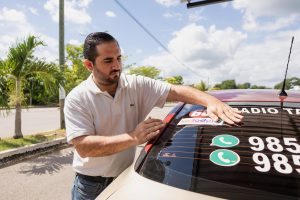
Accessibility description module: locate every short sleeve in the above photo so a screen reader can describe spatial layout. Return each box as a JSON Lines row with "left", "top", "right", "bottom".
{"left": 135, "top": 76, "right": 171, "bottom": 119}
{"left": 64, "top": 97, "right": 94, "bottom": 143}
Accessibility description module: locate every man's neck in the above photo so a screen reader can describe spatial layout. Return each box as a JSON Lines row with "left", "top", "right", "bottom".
{"left": 93, "top": 77, "right": 118, "bottom": 97}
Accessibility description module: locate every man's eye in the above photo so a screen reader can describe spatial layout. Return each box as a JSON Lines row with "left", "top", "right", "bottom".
{"left": 105, "top": 60, "right": 112, "bottom": 63}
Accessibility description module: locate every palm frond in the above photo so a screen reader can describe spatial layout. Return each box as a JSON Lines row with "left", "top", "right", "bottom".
{"left": 6, "top": 35, "right": 45, "bottom": 78}
{"left": 22, "top": 59, "right": 64, "bottom": 94}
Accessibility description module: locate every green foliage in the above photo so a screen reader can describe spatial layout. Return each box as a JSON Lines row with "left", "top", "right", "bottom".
{"left": 0, "top": 74, "right": 9, "bottom": 109}
{"left": 213, "top": 80, "right": 270, "bottom": 90}
{"left": 0, "top": 130, "right": 65, "bottom": 151}
{"left": 1, "top": 35, "right": 63, "bottom": 137}
{"left": 23, "top": 74, "right": 59, "bottom": 105}
{"left": 274, "top": 77, "right": 300, "bottom": 90}
{"left": 165, "top": 75, "right": 184, "bottom": 85}
{"left": 3, "top": 35, "right": 63, "bottom": 102}
{"left": 214, "top": 80, "right": 237, "bottom": 90}
{"left": 237, "top": 82, "right": 251, "bottom": 89}
{"left": 193, "top": 80, "right": 209, "bottom": 91}
{"left": 250, "top": 85, "right": 268, "bottom": 89}
{"left": 128, "top": 66, "right": 161, "bottom": 79}
{"left": 64, "top": 44, "right": 90, "bottom": 93}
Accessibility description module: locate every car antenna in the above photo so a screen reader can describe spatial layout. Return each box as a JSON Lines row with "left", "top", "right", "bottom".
{"left": 279, "top": 36, "right": 294, "bottom": 99}
{"left": 279, "top": 36, "right": 294, "bottom": 139}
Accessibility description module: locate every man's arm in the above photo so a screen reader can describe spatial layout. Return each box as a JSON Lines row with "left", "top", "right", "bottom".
{"left": 71, "top": 118, "right": 165, "bottom": 158}
{"left": 167, "top": 85, "right": 243, "bottom": 124}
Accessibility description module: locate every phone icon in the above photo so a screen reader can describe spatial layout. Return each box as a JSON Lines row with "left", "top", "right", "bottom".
{"left": 211, "top": 135, "right": 239, "bottom": 147}
{"left": 218, "top": 152, "right": 231, "bottom": 163}
{"left": 210, "top": 149, "right": 240, "bottom": 167}
{"left": 219, "top": 137, "right": 233, "bottom": 145}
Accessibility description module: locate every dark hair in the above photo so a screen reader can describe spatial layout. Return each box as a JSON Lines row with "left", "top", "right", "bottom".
{"left": 83, "top": 32, "right": 118, "bottom": 63}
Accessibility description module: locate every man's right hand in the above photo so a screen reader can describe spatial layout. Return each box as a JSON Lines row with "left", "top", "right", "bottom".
{"left": 130, "top": 118, "right": 165, "bottom": 145}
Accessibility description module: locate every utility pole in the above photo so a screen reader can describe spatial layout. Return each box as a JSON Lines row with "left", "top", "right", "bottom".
{"left": 59, "top": 0, "right": 65, "bottom": 129}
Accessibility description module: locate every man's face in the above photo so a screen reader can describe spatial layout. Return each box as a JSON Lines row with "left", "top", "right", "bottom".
{"left": 92, "top": 41, "right": 122, "bottom": 86}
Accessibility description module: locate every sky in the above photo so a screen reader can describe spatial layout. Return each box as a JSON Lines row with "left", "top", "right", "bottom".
{"left": 0, "top": 0, "right": 300, "bottom": 87}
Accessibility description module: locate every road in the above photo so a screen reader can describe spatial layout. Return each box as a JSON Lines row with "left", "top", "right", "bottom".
{"left": 0, "top": 105, "right": 174, "bottom": 200}
{"left": 0, "top": 107, "right": 60, "bottom": 138}
{"left": 0, "top": 104, "right": 174, "bottom": 138}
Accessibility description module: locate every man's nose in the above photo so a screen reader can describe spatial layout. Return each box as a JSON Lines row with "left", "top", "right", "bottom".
{"left": 112, "top": 59, "right": 121, "bottom": 70}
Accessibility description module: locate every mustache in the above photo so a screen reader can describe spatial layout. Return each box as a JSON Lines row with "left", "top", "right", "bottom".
{"left": 110, "top": 70, "right": 120, "bottom": 74}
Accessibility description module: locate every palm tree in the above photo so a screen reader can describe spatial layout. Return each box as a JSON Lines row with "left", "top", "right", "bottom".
{"left": 0, "top": 35, "right": 63, "bottom": 138}
{"left": 193, "top": 80, "right": 209, "bottom": 91}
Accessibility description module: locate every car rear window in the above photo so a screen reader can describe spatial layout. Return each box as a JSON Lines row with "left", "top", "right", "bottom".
{"left": 137, "top": 104, "right": 300, "bottom": 199}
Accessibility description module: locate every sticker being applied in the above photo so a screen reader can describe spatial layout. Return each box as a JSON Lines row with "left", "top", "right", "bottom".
{"left": 189, "top": 109, "right": 209, "bottom": 118}
{"left": 178, "top": 117, "right": 224, "bottom": 126}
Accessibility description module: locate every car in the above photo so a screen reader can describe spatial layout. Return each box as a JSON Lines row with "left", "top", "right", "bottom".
{"left": 97, "top": 89, "right": 300, "bottom": 200}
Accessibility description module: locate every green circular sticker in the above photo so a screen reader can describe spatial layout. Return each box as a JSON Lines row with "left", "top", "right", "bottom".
{"left": 211, "top": 134, "right": 239, "bottom": 148}
{"left": 210, "top": 149, "right": 240, "bottom": 167}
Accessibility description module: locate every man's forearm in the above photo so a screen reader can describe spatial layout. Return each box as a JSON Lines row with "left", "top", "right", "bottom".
{"left": 72, "top": 133, "right": 137, "bottom": 158}
{"left": 167, "top": 85, "right": 215, "bottom": 106}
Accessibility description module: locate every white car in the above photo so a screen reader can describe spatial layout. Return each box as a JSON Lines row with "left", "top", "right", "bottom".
{"left": 98, "top": 89, "right": 300, "bottom": 200}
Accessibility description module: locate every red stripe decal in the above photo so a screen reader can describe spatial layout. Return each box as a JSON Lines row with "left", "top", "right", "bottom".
{"left": 145, "top": 112, "right": 176, "bottom": 153}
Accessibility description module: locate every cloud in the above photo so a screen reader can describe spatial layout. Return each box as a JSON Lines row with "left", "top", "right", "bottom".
{"left": 142, "top": 23, "right": 300, "bottom": 87}
{"left": 188, "top": 10, "right": 204, "bottom": 22}
{"left": 155, "top": 0, "right": 179, "bottom": 7}
{"left": 44, "top": 0, "right": 92, "bottom": 24}
{"left": 68, "top": 39, "right": 81, "bottom": 45}
{"left": 219, "top": 30, "right": 300, "bottom": 87}
{"left": 105, "top": 11, "right": 116, "bottom": 18}
{"left": 29, "top": 7, "right": 38, "bottom": 15}
{"left": 135, "top": 49, "right": 143, "bottom": 54}
{"left": 0, "top": 7, "right": 27, "bottom": 23}
{"left": 233, "top": 0, "right": 300, "bottom": 32}
{"left": 142, "top": 24, "right": 247, "bottom": 84}
{"left": 163, "top": 12, "right": 183, "bottom": 20}
{"left": 16, "top": 4, "right": 39, "bottom": 16}
{"left": 0, "top": 7, "right": 58, "bottom": 62}
{"left": 233, "top": 0, "right": 300, "bottom": 17}
{"left": 0, "top": 7, "right": 34, "bottom": 58}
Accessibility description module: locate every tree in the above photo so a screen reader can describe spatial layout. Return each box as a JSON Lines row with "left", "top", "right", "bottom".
{"left": 237, "top": 82, "right": 251, "bottom": 89}
{"left": 214, "top": 80, "right": 237, "bottom": 90}
{"left": 0, "top": 35, "right": 63, "bottom": 138}
{"left": 64, "top": 44, "right": 91, "bottom": 93}
{"left": 274, "top": 77, "right": 300, "bottom": 90}
{"left": 165, "top": 75, "right": 184, "bottom": 85}
{"left": 193, "top": 81, "right": 209, "bottom": 91}
{"left": 23, "top": 74, "right": 59, "bottom": 105}
{"left": 0, "top": 67, "right": 9, "bottom": 109}
{"left": 250, "top": 85, "right": 267, "bottom": 89}
{"left": 128, "top": 66, "right": 160, "bottom": 79}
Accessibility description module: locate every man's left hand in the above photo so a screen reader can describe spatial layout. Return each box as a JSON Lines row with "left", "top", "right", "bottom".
{"left": 206, "top": 98, "right": 243, "bottom": 125}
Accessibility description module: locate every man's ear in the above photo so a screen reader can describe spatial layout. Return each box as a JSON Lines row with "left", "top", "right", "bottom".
{"left": 83, "top": 59, "right": 93, "bottom": 71}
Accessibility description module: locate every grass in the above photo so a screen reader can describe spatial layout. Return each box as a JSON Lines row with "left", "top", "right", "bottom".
{"left": 0, "top": 129, "right": 66, "bottom": 152}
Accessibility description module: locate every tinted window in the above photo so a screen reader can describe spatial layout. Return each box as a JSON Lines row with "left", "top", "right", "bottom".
{"left": 138, "top": 104, "right": 300, "bottom": 199}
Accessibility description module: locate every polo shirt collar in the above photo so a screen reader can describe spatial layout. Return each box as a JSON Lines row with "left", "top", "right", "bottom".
{"left": 86, "top": 73, "right": 128, "bottom": 95}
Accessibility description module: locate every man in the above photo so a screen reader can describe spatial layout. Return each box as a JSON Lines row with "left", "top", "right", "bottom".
{"left": 64, "top": 32, "right": 243, "bottom": 200}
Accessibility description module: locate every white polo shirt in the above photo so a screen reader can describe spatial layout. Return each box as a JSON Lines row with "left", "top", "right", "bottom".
{"left": 64, "top": 73, "right": 171, "bottom": 177}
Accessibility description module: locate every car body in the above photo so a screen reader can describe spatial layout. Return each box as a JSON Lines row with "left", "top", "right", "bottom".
{"left": 97, "top": 89, "right": 300, "bottom": 200}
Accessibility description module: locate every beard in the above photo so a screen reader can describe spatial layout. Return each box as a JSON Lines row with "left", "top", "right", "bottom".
{"left": 93, "top": 67, "right": 121, "bottom": 86}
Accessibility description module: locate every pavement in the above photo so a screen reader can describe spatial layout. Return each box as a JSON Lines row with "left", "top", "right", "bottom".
{"left": 0, "top": 105, "right": 175, "bottom": 200}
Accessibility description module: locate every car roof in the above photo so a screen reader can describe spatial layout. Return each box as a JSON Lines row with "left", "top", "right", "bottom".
{"left": 207, "top": 89, "right": 300, "bottom": 102}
